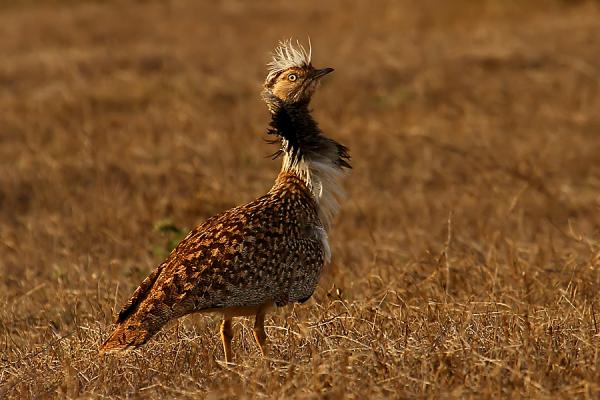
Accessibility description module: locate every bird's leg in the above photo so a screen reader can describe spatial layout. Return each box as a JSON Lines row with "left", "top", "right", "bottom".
{"left": 220, "top": 317, "right": 233, "bottom": 363}
{"left": 253, "top": 306, "right": 268, "bottom": 357}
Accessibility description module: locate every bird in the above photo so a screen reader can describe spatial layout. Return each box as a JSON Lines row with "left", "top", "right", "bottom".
{"left": 99, "top": 40, "right": 351, "bottom": 363}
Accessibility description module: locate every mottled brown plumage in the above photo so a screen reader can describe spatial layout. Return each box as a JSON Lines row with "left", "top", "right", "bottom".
{"left": 100, "top": 40, "right": 350, "bottom": 362}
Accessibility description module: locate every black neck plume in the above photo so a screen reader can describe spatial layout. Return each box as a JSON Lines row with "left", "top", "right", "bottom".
{"left": 265, "top": 96, "right": 351, "bottom": 171}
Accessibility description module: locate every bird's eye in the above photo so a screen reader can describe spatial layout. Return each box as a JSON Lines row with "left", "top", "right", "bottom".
{"left": 288, "top": 74, "right": 297, "bottom": 82}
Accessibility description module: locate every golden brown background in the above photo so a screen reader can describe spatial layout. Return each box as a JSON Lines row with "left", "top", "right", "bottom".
{"left": 1, "top": 0, "right": 600, "bottom": 398}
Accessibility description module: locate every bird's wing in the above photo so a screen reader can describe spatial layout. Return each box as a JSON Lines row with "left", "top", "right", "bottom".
{"left": 115, "top": 261, "right": 166, "bottom": 323}
{"left": 113, "top": 195, "right": 297, "bottom": 323}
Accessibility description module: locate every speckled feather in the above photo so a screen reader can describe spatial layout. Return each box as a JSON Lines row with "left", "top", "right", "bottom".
{"left": 101, "top": 174, "right": 326, "bottom": 350}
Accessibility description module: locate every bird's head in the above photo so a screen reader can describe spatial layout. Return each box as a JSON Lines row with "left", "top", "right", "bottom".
{"left": 263, "top": 40, "right": 333, "bottom": 109}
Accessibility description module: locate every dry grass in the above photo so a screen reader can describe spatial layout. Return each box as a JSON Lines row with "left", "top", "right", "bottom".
{"left": 1, "top": 0, "right": 600, "bottom": 398}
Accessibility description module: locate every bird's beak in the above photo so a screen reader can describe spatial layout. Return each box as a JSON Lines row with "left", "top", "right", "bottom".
{"left": 311, "top": 67, "right": 334, "bottom": 81}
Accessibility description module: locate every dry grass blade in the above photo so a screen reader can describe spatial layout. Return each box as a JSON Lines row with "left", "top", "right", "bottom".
{"left": 1, "top": 0, "right": 600, "bottom": 398}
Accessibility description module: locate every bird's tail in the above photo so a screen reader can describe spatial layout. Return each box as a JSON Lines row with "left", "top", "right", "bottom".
{"left": 99, "top": 262, "right": 171, "bottom": 354}
{"left": 99, "top": 322, "right": 153, "bottom": 354}
{"left": 100, "top": 299, "right": 187, "bottom": 355}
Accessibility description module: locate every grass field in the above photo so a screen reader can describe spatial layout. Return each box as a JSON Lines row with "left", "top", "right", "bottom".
{"left": 1, "top": 0, "right": 600, "bottom": 398}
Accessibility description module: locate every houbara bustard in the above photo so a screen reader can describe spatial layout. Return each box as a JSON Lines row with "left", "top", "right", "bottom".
{"left": 100, "top": 40, "right": 350, "bottom": 362}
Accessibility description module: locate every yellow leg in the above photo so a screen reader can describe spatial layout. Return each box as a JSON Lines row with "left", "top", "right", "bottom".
{"left": 253, "top": 307, "right": 268, "bottom": 357}
{"left": 220, "top": 318, "right": 233, "bottom": 363}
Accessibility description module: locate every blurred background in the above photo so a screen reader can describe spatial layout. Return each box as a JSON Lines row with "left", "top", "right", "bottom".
{"left": 1, "top": 0, "right": 600, "bottom": 398}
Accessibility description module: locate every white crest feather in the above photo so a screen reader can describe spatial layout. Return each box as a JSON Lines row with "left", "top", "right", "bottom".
{"left": 266, "top": 39, "right": 312, "bottom": 84}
